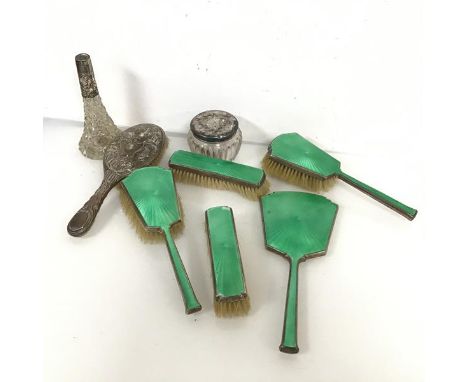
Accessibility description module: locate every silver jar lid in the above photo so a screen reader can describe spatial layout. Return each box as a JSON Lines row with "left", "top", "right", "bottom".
{"left": 190, "top": 110, "right": 239, "bottom": 143}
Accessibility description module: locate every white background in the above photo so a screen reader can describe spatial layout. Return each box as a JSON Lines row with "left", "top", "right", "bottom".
{"left": 44, "top": 0, "right": 425, "bottom": 378}
{"left": 44, "top": 0, "right": 421, "bottom": 152}
{"left": 1, "top": 0, "right": 467, "bottom": 381}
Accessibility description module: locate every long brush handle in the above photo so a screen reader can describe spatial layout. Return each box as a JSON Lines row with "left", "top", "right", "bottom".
{"left": 280, "top": 258, "right": 300, "bottom": 354}
{"left": 162, "top": 227, "right": 202, "bottom": 314}
{"left": 67, "top": 173, "right": 120, "bottom": 237}
{"left": 338, "top": 171, "right": 417, "bottom": 220}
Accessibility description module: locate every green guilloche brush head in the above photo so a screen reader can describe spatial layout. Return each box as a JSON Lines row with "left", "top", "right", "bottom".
{"left": 118, "top": 138, "right": 181, "bottom": 243}
{"left": 169, "top": 150, "right": 269, "bottom": 200}
{"left": 119, "top": 165, "right": 183, "bottom": 242}
{"left": 119, "top": 186, "right": 184, "bottom": 243}
{"left": 263, "top": 133, "right": 340, "bottom": 191}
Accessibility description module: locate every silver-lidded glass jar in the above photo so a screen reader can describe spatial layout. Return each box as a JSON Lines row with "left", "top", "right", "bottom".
{"left": 187, "top": 110, "right": 242, "bottom": 160}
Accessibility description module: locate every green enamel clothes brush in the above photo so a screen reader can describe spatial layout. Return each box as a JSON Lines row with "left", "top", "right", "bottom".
{"left": 205, "top": 206, "right": 250, "bottom": 317}
{"left": 120, "top": 166, "right": 201, "bottom": 314}
{"left": 169, "top": 150, "right": 269, "bottom": 200}
{"left": 261, "top": 191, "right": 338, "bottom": 354}
{"left": 262, "top": 133, "right": 417, "bottom": 220}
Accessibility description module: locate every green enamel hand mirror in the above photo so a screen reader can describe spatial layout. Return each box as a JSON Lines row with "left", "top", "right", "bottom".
{"left": 261, "top": 191, "right": 338, "bottom": 354}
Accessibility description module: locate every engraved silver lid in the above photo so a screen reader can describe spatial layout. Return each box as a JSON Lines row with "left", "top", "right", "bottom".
{"left": 190, "top": 110, "right": 239, "bottom": 143}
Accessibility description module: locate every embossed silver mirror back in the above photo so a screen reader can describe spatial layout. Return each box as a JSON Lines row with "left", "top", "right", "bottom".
{"left": 104, "top": 124, "right": 166, "bottom": 176}
{"left": 188, "top": 110, "right": 242, "bottom": 160}
{"left": 67, "top": 123, "right": 166, "bottom": 237}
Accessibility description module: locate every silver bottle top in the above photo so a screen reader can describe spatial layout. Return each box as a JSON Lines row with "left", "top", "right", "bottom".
{"left": 75, "top": 53, "right": 99, "bottom": 98}
{"left": 190, "top": 110, "right": 239, "bottom": 143}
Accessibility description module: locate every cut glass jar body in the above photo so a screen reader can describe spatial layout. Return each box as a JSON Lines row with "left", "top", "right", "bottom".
{"left": 187, "top": 110, "right": 242, "bottom": 161}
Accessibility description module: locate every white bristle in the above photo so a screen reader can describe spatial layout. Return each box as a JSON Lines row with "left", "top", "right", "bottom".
{"left": 262, "top": 156, "right": 337, "bottom": 192}
{"left": 171, "top": 168, "right": 270, "bottom": 200}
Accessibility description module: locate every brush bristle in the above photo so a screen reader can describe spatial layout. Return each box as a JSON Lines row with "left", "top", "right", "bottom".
{"left": 172, "top": 168, "right": 269, "bottom": 200}
{"left": 262, "top": 155, "right": 336, "bottom": 192}
{"left": 214, "top": 296, "right": 250, "bottom": 317}
{"left": 118, "top": 183, "right": 184, "bottom": 243}
{"left": 117, "top": 136, "right": 185, "bottom": 243}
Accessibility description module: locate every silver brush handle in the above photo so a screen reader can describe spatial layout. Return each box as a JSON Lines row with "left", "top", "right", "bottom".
{"left": 67, "top": 173, "right": 120, "bottom": 237}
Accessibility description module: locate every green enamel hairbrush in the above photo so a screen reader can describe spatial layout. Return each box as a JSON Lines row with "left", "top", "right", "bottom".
{"left": 169, "top": 150, "right": 269, "bottom": 200}
{"left": 120, "top": 166, "right": 201, "bottom": 314}
{"left": 262, "top": 133, "right": 417, "bottom": 220}
{"left": 261, "top": 191, "right": 338, "bottom": 354}
{"left": 205, "top": 206, "right": 250, "bottom": 317}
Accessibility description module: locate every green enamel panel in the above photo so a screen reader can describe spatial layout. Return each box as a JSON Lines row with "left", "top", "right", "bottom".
{"left": 122, "top": 166, "right": 201, "bottom": 314}
{"left": 261, "top": 192, "right": 338, "bottom": 260}
{"left": 122, "top": 167, "right": 180, "bottom": 228}
{"left": 261, "top": 191, "right": 338, "bottom": 354}
{"left": 206, "top": 206, "right": 246, "bottom": 299}
{"left": 269, "top": 133, "right": 340, "bottom": 178}
{"left": 169, "top": 150, "right": 265, "bottom": 186}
